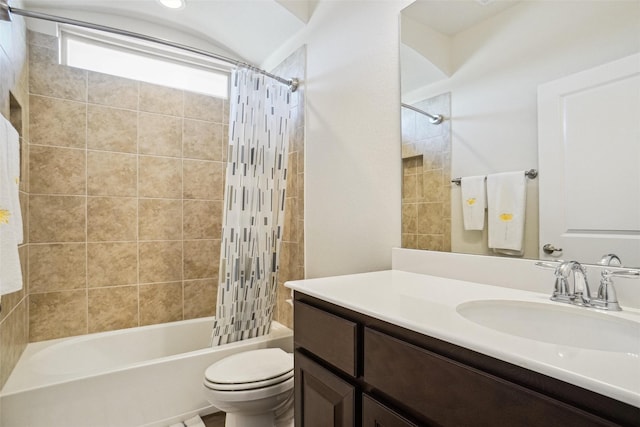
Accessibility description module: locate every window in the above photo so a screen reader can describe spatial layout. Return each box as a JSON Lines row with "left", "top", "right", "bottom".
{"left": 60, "top": 26, "right": 230, "bottom": 99}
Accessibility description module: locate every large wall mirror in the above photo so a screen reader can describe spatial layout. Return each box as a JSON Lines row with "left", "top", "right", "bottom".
{"left": 400, "top": 0, "right": 640, "bottom": 267}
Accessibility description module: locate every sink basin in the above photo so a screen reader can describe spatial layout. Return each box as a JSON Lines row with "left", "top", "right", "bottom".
{"left": 456, "top": 300, "right": 640, "bottom": 354}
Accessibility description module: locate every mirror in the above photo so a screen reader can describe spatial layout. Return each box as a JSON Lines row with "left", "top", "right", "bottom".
{"left": 399, "top": 0, "right": 640, "bottom": 267}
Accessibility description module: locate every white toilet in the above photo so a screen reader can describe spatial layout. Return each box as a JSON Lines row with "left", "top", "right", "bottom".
{"left": 203, "top": 348, "right": 294, "bottom": 427}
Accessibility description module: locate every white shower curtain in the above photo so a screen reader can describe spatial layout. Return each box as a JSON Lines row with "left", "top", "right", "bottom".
{"left": 211, "top": 68, "right": 291, "bottom": 346}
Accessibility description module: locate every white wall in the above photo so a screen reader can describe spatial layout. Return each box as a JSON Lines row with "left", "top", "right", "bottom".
{"left": 405, "top": 0, "right": 640, "bottom": 257}
{"left": 263, "top": 0, "right": 410, "bottom": 278}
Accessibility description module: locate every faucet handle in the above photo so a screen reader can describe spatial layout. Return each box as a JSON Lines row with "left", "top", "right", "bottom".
{"left": 594, "top": 268, "right": 639, "bottom": 311}
{"left": 599, "top": 254, "right": 622, "bottom": 267}
{"left": 603, "top": 269, "right": 639, "bottom": 279}
{"left": 534, "top": 261, "right": 562, "bottom": 270}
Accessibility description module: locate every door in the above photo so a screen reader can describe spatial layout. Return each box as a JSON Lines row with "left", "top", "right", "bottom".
{"left": 294, "top": 350, "right": 355, "bottom": 427}
{"left": 538, "top": 53, "right": 640, "bottom": 265}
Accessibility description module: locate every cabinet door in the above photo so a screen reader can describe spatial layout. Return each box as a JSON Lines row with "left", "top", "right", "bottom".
{"left": 295, "top": 350, "right": 356, "bottom": 427}
{"left": 362, "top": 394, "right": 419, "bottom": 427}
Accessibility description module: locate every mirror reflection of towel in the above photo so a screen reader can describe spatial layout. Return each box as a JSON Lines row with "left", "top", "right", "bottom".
{"left": 461, "top": 175, "right": 486, "bottom": 230}
{"left": 487, "top": 172, "right": 526, "bottom": 256}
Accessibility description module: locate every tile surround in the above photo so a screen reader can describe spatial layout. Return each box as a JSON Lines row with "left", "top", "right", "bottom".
{"left": 401, "top": 93, "right": 451, "bottom": 252}
{"left": 87, "top": 151, "right": 138, "bottom": 197}
{"left": 138, "top": 112, "right": 182, "bottom": 157}
{"left": 29, "top": 95, "right": 86, "bottom": 148}
{"left": 87, "top": 197, "right": 138, "bottom": 241}
{"left": 29, "top": 144, "right": 86, "bottom": 195}
{"left": 139, "top": 282, "right": 183, "bottom": 326}
{"left": 271, "top": 47, "right": 306, "bottom": 329}
{"left": 87, "top": 242, "right": 138, "bottom": 287}
{"left": 88, "top": 105, "right": 138, "bottom": 153}
{"left": 15, "top": 31, "right": 305, "bottom": 349}
{"left": 87, "top": 72, "right": 139, "bottom": 109}
{"left": 88, "top": 286, "right": 139, "bottom": 333}
{"left": 26, "top": 31, "right": 231, "bottom": 341}
{"left": 29, "top": 243, "right": 86, "bottom": 293}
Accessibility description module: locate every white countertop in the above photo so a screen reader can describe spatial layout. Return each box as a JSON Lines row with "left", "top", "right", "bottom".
{"left": 285, "top": 270, "right": 640, "bottom": 407}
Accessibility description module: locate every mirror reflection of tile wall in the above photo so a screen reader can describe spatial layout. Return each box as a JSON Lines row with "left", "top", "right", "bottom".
{"left": 401, "top": 92, "right": 451, "bottom": 251}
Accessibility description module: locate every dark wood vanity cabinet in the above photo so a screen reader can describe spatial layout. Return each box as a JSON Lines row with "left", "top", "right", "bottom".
{"left": 293, "top": 293, "right": 640, "bottom": 427}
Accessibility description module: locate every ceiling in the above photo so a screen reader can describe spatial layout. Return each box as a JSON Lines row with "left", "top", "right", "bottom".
{"left": 400, "top": 0, "right": 522, "bottom": 97}
{"left": 17, "top": 0, "right": 521, "bottom": 70}
{"left": 402, "top": 0, "right": 520, "bottom": 36}
{"left": 20, "top": 0, "right": 310, "bottom": 66}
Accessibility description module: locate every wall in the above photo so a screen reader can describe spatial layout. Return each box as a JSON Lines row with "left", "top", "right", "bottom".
{"left": 27, "top": 31, "right": 226, "bottom": 342}
{"left": 270, "top": 47, "right": 306, "bottom": 328}
{"left": 0, "top": 6, "right": 29, "bottom": 390}
{"left": 262, "top": 0, "right": 410, "bottom": 278}
{"left": 401, "top": 93, "right": 451, "bottom": 252}
{"left": 405, "top": 1, "right": 639, "bottom": 259}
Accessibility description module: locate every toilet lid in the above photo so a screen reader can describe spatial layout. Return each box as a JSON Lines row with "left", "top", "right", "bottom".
{"left": 204, "top": 369, "right": 294, "bottom": 391}
{"left": 204, "top": 348, "right": 293, "bottom": 386}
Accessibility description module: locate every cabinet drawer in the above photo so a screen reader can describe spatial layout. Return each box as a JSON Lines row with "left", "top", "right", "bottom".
{"left": 294, "top": 301, "right": 358, "bottom": 376}
{"left": 362, "top": 394, "right": 419, "bottom": 427}
{"left": 364, "top": 328, "right": 614, "bottom": 427}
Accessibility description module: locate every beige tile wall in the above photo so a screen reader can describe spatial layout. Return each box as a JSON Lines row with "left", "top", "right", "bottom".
{"left": 401, "top": 93, "right": 452, "bottom": 252}
{"left": 27, "top": 31, "right": 227, "bottom": 342}
{"left": 0, "top": 16, "right": 30, "bottom": 390}
{"left": 269, "top": 47, "right": 306, "bottom": 329}
{"left": 26, "top": 32, "right": 305, "bottom": 340}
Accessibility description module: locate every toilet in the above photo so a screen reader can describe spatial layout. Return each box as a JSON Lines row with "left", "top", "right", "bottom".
{"left": 203, "top": 348, "right": 294, "bottom": 427}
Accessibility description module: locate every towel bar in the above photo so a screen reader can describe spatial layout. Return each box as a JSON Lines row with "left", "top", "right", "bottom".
{"left": 451, "top": 169, "right": 538, "bottom": 186}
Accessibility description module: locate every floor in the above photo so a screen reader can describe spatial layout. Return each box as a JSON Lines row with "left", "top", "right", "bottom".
{"left": 202, "top": 412, "right": 226, "bottom": 427}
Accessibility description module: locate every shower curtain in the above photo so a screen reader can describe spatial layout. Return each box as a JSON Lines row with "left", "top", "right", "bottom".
{"left": 211, "top": 68, "right": 291, "bottom": 346}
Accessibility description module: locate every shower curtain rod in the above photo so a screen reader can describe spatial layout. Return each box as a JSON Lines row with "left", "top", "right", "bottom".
{"left": 401, "top": 102, "right": 444, "bottom": 125}
{"left": 0, "top": 0, "right": 300, "bottom": 92}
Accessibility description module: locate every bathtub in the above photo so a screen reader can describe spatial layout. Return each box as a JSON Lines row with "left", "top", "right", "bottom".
{"left": 0, "top": 317, "right": 293, "bottom": 427}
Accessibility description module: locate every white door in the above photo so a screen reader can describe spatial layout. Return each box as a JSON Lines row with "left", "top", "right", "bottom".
{"left": 538, "top": 54, "right": 640, "bottom": 266}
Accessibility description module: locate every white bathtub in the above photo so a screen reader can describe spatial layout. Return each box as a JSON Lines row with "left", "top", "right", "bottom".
{"left": 0, "top": 317, "right": 293, "bottom": 427}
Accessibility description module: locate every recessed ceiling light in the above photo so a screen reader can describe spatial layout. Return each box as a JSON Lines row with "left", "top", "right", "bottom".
{"left": 158, "top": 0, "right": 185, "bottom": 10}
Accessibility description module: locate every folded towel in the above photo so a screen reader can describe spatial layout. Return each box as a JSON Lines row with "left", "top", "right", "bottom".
{"left": 460, "top": 175, "right": 486, "bottom": 230}
{"left": 487, "top": 171, "right": 527, "bottom": 255}
{"left": 6, "top": 118, "right": 22, "bottom": 244}
{"left": 0, "top": 116, "right": 23, "bottom": 296}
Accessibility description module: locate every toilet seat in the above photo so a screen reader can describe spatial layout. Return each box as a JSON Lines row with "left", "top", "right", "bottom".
{"left": 204, "top": 348, "right": 293, "bottom": 392}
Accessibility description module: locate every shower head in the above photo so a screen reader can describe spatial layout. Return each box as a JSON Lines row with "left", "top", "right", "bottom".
{"left": 0, "top": 0, "right": 11, "bottom": 22}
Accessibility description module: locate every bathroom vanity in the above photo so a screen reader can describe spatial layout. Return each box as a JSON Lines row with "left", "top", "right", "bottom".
{"left": 286, "top": 270, "right": 640, "bottom": 426}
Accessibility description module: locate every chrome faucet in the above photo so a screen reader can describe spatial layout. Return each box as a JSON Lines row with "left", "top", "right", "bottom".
{"left": 551, "top": 261, "right": 591, "bottom": 306}
{"left": 536, "top": 257, "right": 640, "bottom": 311}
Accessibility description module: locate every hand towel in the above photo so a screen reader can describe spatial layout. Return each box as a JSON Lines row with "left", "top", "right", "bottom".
{"left": 0, "top": 116, "right": 23, "bottom": 296}
{"left": 487, "top": 171, "right": 527, "bottom": 255}
{"left": 6, "top": 118, "right": 22, "bottom": 243}
{"left": 460, "top": 175, "right": 486, "bottom": 230}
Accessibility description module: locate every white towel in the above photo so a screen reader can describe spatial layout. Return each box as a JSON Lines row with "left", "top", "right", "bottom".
{"left": 460, "top": 175, "right": 486, "bottom": 230}
{"left": 6, "top": 118, "right": 22, "bottom": 243}
{"left": 0, "top": 116, "right": 23, "bottom": 296}
{"left": 487, "top": 171, "right": 527, "bottom": 255}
